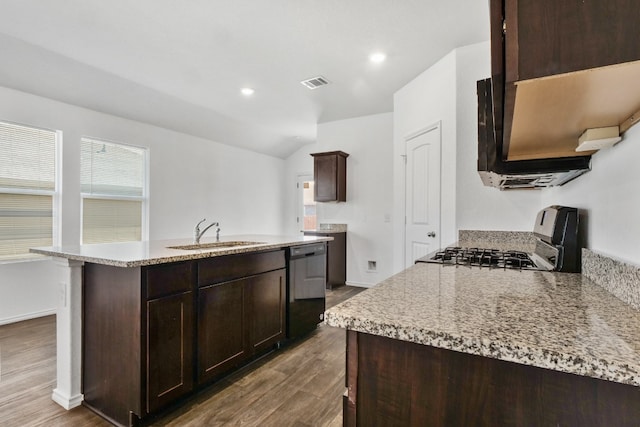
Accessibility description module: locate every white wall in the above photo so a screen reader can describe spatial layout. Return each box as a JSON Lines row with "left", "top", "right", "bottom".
{"left": 0, "top": 86, "right": 286, "bottom": 324}
{"left": 454, "top": 42, "right": 542, "bottom": 232}
{"left": 316, "top": 113, "right": 394, "bottom": 287}
{"left": 393, "top": 51, "right": 458, "bottom": 273}
{"left": 284, "top": 112, "right": 395, "bottom": 287}
{"left": 541, "top": 123, "right": 640, "bottom": 265}
{"left": 392, "top": 41, "right": 543, "bottom": 274}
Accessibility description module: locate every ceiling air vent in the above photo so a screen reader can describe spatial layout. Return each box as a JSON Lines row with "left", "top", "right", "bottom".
{"left": 301, "top": 76, "right": 330, "bottom": 90}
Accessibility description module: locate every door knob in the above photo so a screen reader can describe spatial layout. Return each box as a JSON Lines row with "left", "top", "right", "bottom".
{"left": 427, "top": 232, "right": 436, "bottom": 238}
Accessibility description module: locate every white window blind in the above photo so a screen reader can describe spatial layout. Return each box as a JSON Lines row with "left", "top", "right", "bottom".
{"left": 0, "top": 121, "right": 57, "bottom": 260}
{"left": 81, "top": 138, "right": 147, "bottom": 244}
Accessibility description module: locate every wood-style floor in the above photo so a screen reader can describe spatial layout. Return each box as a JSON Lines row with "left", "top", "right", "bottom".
{"left": 0, "top": 285, "right": 366, "bottom": 427}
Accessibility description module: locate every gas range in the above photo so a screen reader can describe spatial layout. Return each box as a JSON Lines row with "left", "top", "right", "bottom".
{"left": 416, "top": 205, "right": 581, "bottom": 273}
{"left": 427, "top": 246, "right": 543, "bottom": 270}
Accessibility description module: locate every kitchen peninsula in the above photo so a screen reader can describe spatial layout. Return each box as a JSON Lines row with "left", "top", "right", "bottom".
{"left": 326, "top": 253, "right": 640, "bottom": 425}
{"left": 30, "top": 234, "right": 332, "bottom": 427}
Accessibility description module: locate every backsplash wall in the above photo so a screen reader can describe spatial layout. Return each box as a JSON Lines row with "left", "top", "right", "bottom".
{"left": 541, "top": 124, "right": 640, "bottom": 266}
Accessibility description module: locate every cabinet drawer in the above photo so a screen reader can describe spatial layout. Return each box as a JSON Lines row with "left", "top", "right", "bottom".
{"left": 146, "top": 262, "right": 194, "bottom": 299}
{"left": 198, "top": 250, "right": 285, "bottom": 287}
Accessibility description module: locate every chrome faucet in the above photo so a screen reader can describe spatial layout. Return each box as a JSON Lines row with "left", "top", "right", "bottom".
{"left": 194, "top": 218, "right": 220, "bottom": 244}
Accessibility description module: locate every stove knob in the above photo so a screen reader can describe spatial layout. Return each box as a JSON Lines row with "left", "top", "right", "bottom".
{"left": 427, "top": 232, "right": 436, "bottom": 238}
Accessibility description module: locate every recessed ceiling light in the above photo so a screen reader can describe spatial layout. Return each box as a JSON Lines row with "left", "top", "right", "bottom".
{"left": 369, "top": 52, "right": 387, "bottom": 63}
{"left": 241, "top": 87, "right": 255, "bottom": 96}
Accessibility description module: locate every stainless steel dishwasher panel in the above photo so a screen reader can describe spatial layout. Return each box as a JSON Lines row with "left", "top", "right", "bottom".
{"left": 287, "top": 242, "right": 327, "bottom": 339}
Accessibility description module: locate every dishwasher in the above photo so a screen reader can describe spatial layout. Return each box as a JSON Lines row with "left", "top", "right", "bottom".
{"left": 287, "top": 242, "right": 327, "bottom": 339}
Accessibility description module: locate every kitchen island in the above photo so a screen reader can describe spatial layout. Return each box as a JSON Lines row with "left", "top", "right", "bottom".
{"left": 325, "top": 262, "right": 640, "bottom": 426}
{"left": 31, "top": 234, "right": 332, "bottom": 426}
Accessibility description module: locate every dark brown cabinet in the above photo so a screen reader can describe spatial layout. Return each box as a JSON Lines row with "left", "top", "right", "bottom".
{"left": 345, "top": 331, "right": 640, "bottom": 426}
{"left": 82, "top": 250, "right": 285, "bottom": 426}
{"left": 147, "top": 291, "right": 194, "bottom": 413}
{"left": 311, "top": 151, "right": 348, "bottom": 202}
{"left": 247, "top": 269, "right": 286, "bottom": 353}
{"left": 197, "top": 250, "right": 286, "bottom": 385}
{"left": 83, "top": 261, "right": 196, "bottom": 426}
{"left": 198, "top": 279, "right": 246, "bottom": 383}
{"left": 303, "top": 231, "right": 346, "bottom": 289}
{"left": 490, "top": 0, "right": 640, "bottom": 162}
{"left": 145, "top": 261, "right": 195, "bottom": 413}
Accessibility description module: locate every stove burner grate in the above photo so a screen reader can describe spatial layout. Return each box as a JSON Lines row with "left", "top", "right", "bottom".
{"left": 430, "top": 247, "right": 537, "bottom": 270}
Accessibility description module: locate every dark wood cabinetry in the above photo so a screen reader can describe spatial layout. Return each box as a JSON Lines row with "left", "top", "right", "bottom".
{"left": 82, "top": 250, "right": 285, "bottom": 426}
{"left": 197, "top": 253, "right": 285, "bottom": 385}
{"left": 147, "top": 291, "right": 194, "bottom": 413}
{"left": 145, "top": 261, "right": 195, "bottom": 413}
{"left": 311, "top": 151, "right": 348, "bottom": 202}
{"left": 345, "top": 331, "right": 640, "bottom": 426}
{"left": 490, "top": 0, "right": 640, "bottom": 161}
{"left": 303, "top": 231, "right": 346, "bottom": 289}
{"left": 247, "top": 269, "right": 286, "bottom": 352}
{"left": 197, "top": 279, "right": 246, "bottom": 383}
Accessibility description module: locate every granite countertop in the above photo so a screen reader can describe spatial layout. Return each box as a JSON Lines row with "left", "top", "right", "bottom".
{"left": 30, "top": 234, "right": 332, "bottom": 267}
{"left": 303, "top": 223, "right": 348, "bottom": 234}
{"left": 325, "top": 262, "right": 640, "bottom": 387}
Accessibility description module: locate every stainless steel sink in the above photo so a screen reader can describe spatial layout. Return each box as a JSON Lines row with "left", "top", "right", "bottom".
{"left": 167, "top": 241, "right": 264, "bottom": 250}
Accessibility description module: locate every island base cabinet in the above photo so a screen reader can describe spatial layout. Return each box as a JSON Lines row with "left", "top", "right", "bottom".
{"left": 248, "top": 269, "right": 285, "bottom": 353}
{"left": 198, "top": 279, "right": 247, "bottom": 383}
{"left": 197, "top": 257, "right": 286, "bottom": 386}
{"left": 83, "top": 264, "right": 143, "bottom": 427}
{"left": 147, "top": 291, "right": 194, "bottom": 413}
{"left": 345, "top": 331, "right": 640, "bottom": 427}
{"left": 82, "top": 250, "right": 287, "bottom": 426}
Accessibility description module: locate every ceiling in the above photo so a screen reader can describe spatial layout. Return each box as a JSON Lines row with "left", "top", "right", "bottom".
{"left": 0, "top": 0, "right": 489, "bottom": 158}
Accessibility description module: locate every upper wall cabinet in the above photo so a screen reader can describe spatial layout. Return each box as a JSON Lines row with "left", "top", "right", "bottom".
{"left": 490, "top": 0, "right": 640, "bottom": 162}
{"left": 311, "top": 151, "right": 349, "bottom": 202}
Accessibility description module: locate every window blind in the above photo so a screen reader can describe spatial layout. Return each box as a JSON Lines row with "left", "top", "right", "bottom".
{"left": 0, "top": 121, "right": 56, "bottom": 190}
{"left": 80, "top": 137, "right": 146, "bottom": 244}
{"left": 82, "top": 198, "right": 142, "bottom": 244}
{"left": 81, "top": 138, "right": 145, "bottom": 196}
{"left": 0, "top": 121, "right": 57, "bottom": 260}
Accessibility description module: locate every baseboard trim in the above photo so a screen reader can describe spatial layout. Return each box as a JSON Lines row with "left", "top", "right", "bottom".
{"left": 0, "top": 308, "right": 56, "bottom": 326}
{"left": 345, "top": 281, "right": 373, "bottom": 288}
{"left": 52, "top": 389, "right": 84, "bottom": 410}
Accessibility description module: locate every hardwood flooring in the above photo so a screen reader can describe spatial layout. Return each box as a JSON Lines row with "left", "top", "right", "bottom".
{"left": 0, "top": 285, "right": 366, "bottom": 427}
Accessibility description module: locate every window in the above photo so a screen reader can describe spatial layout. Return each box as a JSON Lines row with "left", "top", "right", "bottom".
{"left": 296, "top": 175, "right": 317, "bottom": 231}
{"left": 0, "top": 121, "right": 59, "bottom": 260}
{"left": 81, "top": 137, "right": 147, "bottom": 244}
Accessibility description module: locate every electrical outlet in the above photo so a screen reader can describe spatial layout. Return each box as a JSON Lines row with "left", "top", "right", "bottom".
{"left": 367, "top": 260, "right": 377, "bottom": 271}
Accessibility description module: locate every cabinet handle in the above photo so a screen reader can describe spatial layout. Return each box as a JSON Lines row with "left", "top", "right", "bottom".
{"left": 427, "top": 232, "right": 436, "bottom": 238}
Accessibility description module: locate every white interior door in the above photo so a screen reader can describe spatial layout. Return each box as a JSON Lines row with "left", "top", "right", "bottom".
{"left": 404, "top": 123, "right": 441, "bottom": 267}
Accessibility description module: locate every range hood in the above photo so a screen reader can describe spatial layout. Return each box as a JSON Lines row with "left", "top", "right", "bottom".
{"left": 477, "top": 78, "right": 591, "bottom": 190}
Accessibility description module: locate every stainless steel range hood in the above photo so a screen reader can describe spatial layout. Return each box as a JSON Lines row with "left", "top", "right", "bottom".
{"left": 477, "top": 78, "right": 591, "bottom": 190}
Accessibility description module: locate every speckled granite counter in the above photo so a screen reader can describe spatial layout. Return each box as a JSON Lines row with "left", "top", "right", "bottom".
{"left": 304, "top": 223, "right": 347, "bottom": 234}
{"left": 325, "top": 262, "right": 640, "bottom": 387}
{"left": 30, "top": 234, "right": 332, "bottom": 267}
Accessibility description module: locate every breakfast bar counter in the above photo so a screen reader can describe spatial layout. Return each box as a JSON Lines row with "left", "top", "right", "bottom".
{"left": 29, "top": 234, "right": 332, "bottom": 422}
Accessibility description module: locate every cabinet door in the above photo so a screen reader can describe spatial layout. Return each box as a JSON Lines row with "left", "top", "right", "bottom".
{"left": 147, "top": 291, "right": 194, "bottom": 413}
{"left": 504, "top": 0, "right": 640, "bottom": 83}
{"left": 314, "top": 154, "right": 338, "bottom": 202}
{"left": 247, "top": 269, "right": 286, "bottom": 354}
{"left": 327, "top": 232, "right": 346, "bottom": 289}
{"left": 198, "top": 279, "right": 247, "bottom": 384}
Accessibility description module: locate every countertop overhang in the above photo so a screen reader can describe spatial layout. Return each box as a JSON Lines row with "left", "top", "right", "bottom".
{"left": 325, "top": 262, "right": 640, "bottom": 387}
{"left": 30, "top": 234, "right": 332, "bottom": 267}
